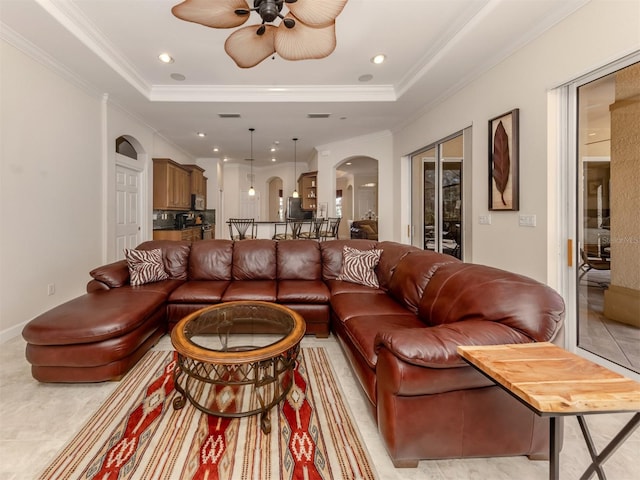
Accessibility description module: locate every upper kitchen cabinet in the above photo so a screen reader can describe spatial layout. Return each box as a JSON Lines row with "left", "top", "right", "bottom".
{"left": 298, "top": 171, "right": 317, "bottom": 211}
{"left": 153, "top": 158, "right": 191, "bottom": 210}
{"left": 184, "top": 164, "right": 207, "bottom": 197}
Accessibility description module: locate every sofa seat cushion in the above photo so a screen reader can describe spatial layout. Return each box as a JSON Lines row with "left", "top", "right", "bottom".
{"left": 330, "top": 292, "right": 413, "bottom": 324}
{"left": 325, "top": 279, "right": 387, "bottom": 296}
{"left": 222, "top": 280, "right": 277, "bottom": 302}
{"left": 25, "top": 309, "right": 165, "bottom": 367}
{"left": 169, "top": 280, "right": 231, "bottom": 303}
{"left": 22, "top": 288, "right": 167, "bottom": 346}
{"left": 343, "top": 314, "right": 424, "bottom": 369}
{"left": 277, "top": 280, "right": 330, "bottom": 303}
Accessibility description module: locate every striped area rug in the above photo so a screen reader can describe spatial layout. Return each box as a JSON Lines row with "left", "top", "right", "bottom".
{"left": 39, "top": 347, "right": 377, "bottom": 480}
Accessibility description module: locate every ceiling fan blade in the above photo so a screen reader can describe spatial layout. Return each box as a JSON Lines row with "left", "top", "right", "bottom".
{"left": 287, "top": 0, "right": 348, "bottom": 27}
{"left": 224, "top": 25, "right": 277, "bottom": 68}
{"left": 172, "top": 0, "right": 250, "bottom": 29}
{"left": 274, "top": 16, "right": 337, "bottom": 61}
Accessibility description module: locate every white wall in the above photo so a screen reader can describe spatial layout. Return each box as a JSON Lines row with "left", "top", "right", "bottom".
{"left": 393, "top": 0, "right": 640, "bottom": 284}
{"left": 1, "top": 40, "right": 103, "bottom": 340}
{"left": 0, "top": 41, "right": 197, "bottom": 340}
{"left": 315, "top": 131, "right": 393, "bottom": 240}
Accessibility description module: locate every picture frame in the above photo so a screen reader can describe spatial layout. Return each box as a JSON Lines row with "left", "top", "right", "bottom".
{"left": 488, "top": 108, "right": 519, "bottom": 211}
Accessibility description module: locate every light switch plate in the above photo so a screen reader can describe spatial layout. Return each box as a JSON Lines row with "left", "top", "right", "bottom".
{"left": 479, "top": 215, "right": 492, "bottom": 225}
{"left": 519, "top": 214, "right": 536, "bottom": 227}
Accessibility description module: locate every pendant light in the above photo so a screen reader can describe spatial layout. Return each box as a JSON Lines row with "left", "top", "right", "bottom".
{"left": 248, "top": 128, "right": 256, "bottom": 196}
{"left": 292, "top": 137, "right": 299, "bottom": 198}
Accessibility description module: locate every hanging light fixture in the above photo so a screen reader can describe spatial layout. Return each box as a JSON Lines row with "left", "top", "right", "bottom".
{"left": 292, "top": 137, "right": 299, "bottom": 198}
{"left": 248, "top": 127, "right": 256, "bottom": 196}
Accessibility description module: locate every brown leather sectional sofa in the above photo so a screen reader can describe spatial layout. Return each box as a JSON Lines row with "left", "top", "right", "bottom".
{"left": 22, "top": 238, "right": 565, "bottom": 466}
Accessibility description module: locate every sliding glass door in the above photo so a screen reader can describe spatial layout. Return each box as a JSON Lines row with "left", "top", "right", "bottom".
{"left": 574, "top": 60, "right": 639, "bottom": 374}
{"left": 411, "top": 132, "right": 466, "bottom": 259}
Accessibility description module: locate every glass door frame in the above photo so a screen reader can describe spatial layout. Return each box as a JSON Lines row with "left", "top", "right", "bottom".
{"left": 410, "top": 128, "right": 470, "bottom": 260}
{"left": 558, "top": 52, "right": 639, "bottom": 381}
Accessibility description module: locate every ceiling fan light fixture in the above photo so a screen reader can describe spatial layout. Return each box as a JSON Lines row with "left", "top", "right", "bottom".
{"left": 172, "top": 0, "right": 349, "bottom": 68}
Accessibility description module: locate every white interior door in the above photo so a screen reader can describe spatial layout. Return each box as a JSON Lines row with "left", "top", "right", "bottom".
{"left": 115, "top": 164, "right": 141, "bottom": 258}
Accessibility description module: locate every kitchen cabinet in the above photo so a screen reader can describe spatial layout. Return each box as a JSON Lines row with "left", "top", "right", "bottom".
{"left": 298, "top": 171, "right": 317, "bottom": 211}
{"left": 184, "top": 164, "right": 207, "bottom": 198}
{"left": 153, "top": 158, "right": 191, "bottom": 210}
{"left": 153, "top": 227, "right": 201, "bottom": 242}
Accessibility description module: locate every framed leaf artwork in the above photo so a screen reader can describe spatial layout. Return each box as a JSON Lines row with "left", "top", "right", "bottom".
{"left": 488, "top": 109, "right": 519, "bottom": 211}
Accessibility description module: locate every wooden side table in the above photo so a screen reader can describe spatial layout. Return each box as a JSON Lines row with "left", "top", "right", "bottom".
{"left": 457, "top": 342, "right": 640, "bottom": 480}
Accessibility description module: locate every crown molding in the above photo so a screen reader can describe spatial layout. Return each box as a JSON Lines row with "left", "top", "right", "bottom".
{"left": 34, "top": 0, "right": 151, "bottom": 97}
{"left": 149, "top": 84, "right": 397, "bottom": 103}
{"left": 0, "top": 22, "right": 100, "bottom": 97}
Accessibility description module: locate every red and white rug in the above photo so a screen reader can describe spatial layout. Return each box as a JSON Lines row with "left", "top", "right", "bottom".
{"left": 39, "top": 347, "right": 377, "bottom": 480}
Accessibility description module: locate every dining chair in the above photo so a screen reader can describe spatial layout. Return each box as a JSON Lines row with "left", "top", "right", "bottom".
{"left": 320, "top": 217, "right": 341, "bottom": 241}
{"left": 579, "top": 248, "right": 610, "bottom": 284}
{"left": 298, "top": 217, "right": 325, "bottom": 240}
{"left": 228, "top": 218, "right": 256, "bottom": 240}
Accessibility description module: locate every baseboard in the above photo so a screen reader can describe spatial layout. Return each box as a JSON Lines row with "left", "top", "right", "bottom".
{"left": 0, "top": 322, "right": 27, "bottom": 344}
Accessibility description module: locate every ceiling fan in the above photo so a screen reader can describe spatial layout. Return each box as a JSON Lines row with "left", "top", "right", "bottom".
{"left": 172, "top": 0, "right": 349, "bottom": 68}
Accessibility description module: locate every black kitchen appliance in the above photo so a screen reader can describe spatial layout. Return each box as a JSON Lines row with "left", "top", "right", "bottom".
{"left": 287, "top": 197, "right": 312, "bottom": 220}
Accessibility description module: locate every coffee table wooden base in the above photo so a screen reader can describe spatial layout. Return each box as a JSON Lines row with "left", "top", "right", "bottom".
{"left": 172, "top": 346, "right": 299, "bottom": 434}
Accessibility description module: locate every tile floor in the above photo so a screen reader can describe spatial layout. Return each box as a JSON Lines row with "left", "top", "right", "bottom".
{"left": 1, "top": 334, "right": 638, "bottom": 480}
{"left": 578, "top": 270, "right": 640, "bottom": 374}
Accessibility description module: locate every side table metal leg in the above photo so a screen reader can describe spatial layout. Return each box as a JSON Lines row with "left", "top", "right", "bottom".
{"left": 549, "top": 417, "right": 561, "bottom": 480}
{"left": 578, "top": 413, "right": 640, "bottom": 480}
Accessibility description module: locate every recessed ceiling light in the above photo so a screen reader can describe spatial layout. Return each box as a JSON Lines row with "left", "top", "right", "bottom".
{"left": 272, "top": 158, "right": 277, "bottom": 162}
{"left": 223, "top": 157, "right": 228, "bottom": 162}
{"left": 371, "top": 54, "right": 386, "bottom": 64}
{"left": 170, "top": 73, "right": 186, "bottom": 81}
{"left": 359, "top": 74, "right": 373, "bottom": 82}
{"left": 346, "top": 162, "right": 352, "bottom": 165}
{"left": 197, "top": 132, "right": 206, "bottom": 137}
{"left": 213, "top": 147, "right": 219, "bottom": 152}
{"left": 270, "top": 147, "right": 276, "bottom": 152}
{"left": 158, "top": 53, "right": 174, "bottom": 64}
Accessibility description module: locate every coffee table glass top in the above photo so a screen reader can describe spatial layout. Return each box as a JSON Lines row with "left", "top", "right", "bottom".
{"left": 171, "top": 301, "right": 306, "bottom": 364}
{"left": 184, "top": 302, "right": 294, "bottom": 352}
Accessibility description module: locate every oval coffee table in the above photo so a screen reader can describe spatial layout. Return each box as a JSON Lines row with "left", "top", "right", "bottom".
{"left": 171, "top": 301, "right": 306, "bottom": 433}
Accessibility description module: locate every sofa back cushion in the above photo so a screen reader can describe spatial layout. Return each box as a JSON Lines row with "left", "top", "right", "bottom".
{"left": 320, "top": 239, "right": 378, "bottom": 280}
{"left": 189, "top": 239, "right": 233, "bottom": 280}
{"left": 137, "top": 240, "right": 190, "bottom": 280}
{"left": 388, "top": 250, "right": 460, "bottom": 315}
{"left": 419, "top": 262, "right": 565, "bottom": 342}
{"left": 276, "top": 239, "right": 322, "bottom": 280}
{"left": 376, "top": 241, "right": 422, "bottom": 290}
{"left": 232, "top": 239, "right": 277, "bottom": 280}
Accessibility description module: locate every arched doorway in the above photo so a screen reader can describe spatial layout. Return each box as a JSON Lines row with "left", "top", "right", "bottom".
{"left": 336, "top": 157, "right": 378, "bottom": 240}
{"left": 267, "top": 176, "right": 284, "bottom": 221}
{"left": 114, "top": 135, "right": 145, "bottom": 259}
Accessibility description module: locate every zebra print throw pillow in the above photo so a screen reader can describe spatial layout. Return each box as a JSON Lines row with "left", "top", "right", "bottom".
{"left": 124, "top": 248, "right": 169, "bottom": 286}
{"left": 337, "top": 246, "right": 382, "bottom": 288}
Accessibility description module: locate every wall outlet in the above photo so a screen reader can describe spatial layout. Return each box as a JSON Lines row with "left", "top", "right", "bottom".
{"left": 47, "top": 283, "right": 55, "bottom": 296}
{"left": 479, "top": 215, "right": 491, "bottom": 225}
{"left": 519, "top": 214, "right": 537, "bottom": 227}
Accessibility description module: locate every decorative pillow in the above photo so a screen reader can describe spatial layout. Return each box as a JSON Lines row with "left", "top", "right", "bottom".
{"left": 124, "top": 248, "right": 168, "bottom": 286}
{"left": 337, "top": 246, "right": 382, "bottom": 288}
